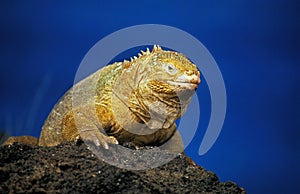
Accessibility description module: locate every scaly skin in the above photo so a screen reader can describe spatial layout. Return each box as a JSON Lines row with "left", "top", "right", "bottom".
{"left": 3, "top": 45, "right": 200, "bottom": 152}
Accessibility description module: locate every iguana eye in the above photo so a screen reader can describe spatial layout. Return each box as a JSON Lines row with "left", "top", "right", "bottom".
{"left": 164, "top": 63, "right": 177, "bottom": 75}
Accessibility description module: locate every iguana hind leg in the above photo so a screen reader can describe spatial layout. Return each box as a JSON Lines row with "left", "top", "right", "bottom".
{"left": 2, "top": 135, "right": 39, "bottom": 146}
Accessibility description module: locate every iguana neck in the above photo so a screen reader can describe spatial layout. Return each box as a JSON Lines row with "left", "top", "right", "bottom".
{"left": 129, "top": 84, "right": 182, "bottom": 130}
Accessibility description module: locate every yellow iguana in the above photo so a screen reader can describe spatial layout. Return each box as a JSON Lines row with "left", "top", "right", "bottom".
{"left": 3, "top": 45, "right": 200, "bottom": 152}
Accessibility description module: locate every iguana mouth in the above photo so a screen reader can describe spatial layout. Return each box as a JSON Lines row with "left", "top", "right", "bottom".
{"left": 167, "top": 81, "right": 199, "bottom": 90}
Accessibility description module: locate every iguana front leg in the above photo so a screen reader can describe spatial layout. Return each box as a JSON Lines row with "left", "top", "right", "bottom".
{"left": 61, "top": 105, "right": 118, "bottom": 149}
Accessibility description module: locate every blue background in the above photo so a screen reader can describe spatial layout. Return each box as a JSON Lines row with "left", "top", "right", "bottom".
{"left": 0, "top": 1, "right": 299, "bottom": 193}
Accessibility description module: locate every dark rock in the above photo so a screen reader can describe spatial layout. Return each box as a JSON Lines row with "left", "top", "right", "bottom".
{"left": 0, "top": 142, "right": 246, "bottom": 193}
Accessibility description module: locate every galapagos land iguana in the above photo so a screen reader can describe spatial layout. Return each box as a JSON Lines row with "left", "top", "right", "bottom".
{"left": 3, "top": 45, "right": 200, "bottom": 152}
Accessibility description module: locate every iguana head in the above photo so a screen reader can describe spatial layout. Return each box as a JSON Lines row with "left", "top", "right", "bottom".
{"left": 123, "top": 45, "right": 200, "bottom": 95}
{"left": 145, "top": 45, "right": 200, "bottom": 94}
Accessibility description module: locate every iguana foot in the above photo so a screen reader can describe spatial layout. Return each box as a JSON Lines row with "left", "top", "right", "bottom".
{"left": 78, "top": 129, "right": 118, "bottom": 149}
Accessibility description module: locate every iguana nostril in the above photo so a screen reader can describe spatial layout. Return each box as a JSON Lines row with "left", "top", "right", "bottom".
{"left": 185, "top": 70, "right": 193, "bottom": 76}
{"left": 192, "top": 77, "right": 201, "bottom": 84}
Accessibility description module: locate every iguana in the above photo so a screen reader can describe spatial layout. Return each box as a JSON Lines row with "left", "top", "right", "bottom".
{"left": 3, "top": 45, "right": 200, "bottom": 152}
